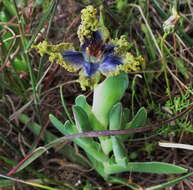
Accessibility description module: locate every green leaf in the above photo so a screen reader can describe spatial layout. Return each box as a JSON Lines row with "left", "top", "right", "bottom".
{"left": 87, "top": 154, "right": 108, "bottom": 179}
{"left": 19, "top": 114, "right": 58, "bottom": 143}
{"left": 49, "top": 115, "right": 108, "bottom": 163}
{"left": 75, "top": 95, "right": 91, "bottom": 113}
{"left": 105, "top": 162, "right": 187, "bottom": 175}
{"left": 123, "top": 108, "right": 130, "bottom": 124}
{"left": 175, "top": 58, "right": 189, "bottom": 79}
{"left": 109, "top": 103, "right": 122, "bottom": 130}
{"left": 12, "top": 58, "right": 28, "bottom": 72}
{"left": 72, "top": 105, "right": 92, "bottom": 132}
{"left": 13, "top": 147, "right": 46, "bottom": 173}
{"left": 2, "top": 0, "right": 17, "bottom": 16}
{"left": 75, "top": 95, "right": 104, "bottom": 131}
{"left": 152, "top": 0, "right": 167, "bottom": 19}
{"left": 120, "top": 108, "right": 131, "bottom": 142}
{"left": 99, "top": 137, "right": 112, "bottom": 156}
{"left": 75, "top": 95, "right": 113, "bottom": 155}
{"left": 141, "top": 24, "right": 157, "bottom": 61}
{"left": 111, "top": 136, "right": 127, "bottom": 167}
{"left": 109, "top": 103, "right": 127, "bottom": 157}
{"left": 126, "top": 107, "right": 147, "bottom": 129}
{"left": 0, "top": 174, "right": 61, "bottom": 190}
{"left": 146, "top": 171, "right": 193, "bottom": 190}
{"left": 0, "top": 179, "right": 13, "bottom": 187}
{"left": 64, "top": 121, "right": 108, "bottom": 163}
{"left": 92, "top": 73, "right": 129, "bottom": 128}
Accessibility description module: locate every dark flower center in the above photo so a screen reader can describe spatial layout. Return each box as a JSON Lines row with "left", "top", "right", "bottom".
{"left": 86, "top": 39, "right": 105, "bottom": 57}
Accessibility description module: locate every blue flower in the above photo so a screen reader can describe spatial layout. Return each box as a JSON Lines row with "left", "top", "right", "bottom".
{"left": 62, "top": 31, "right": 123, "bottom": 77}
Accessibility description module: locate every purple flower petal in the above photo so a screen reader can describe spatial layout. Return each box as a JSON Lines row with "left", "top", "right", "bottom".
{"left": 83, "top": 62, "right": 100, "bottom": 77}
{"left": 99, "top": 55, "right": 122, "bottom": 73}
{"left": 62, "top": 51, "right": 85, "bottom": 66}
{"left": 104, "top": 44, "right": 115, "bottom": 55}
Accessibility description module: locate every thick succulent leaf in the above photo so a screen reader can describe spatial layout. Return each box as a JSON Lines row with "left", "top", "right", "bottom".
{"left": 87, "top": 154, "right": 108, "bottom": 179}
{"left": 100, "top": 137, "right": 112, "bottom": 156}
{"left": 72, "top": 105, "right": 92, "bottom": 132}
{"left": 66, "top": 125, "right": 108, "bottom": 163}
{"left": 75, "top": 95, "right": 104, "bottom": 131}
{"left": 92, "top": 73, "right": 129, "bottom": 128}
{"left": 75, "top": 95, "right": 91, "bottom": 112}
{"left": 122, "top": 108, "right": 130, "bottom": 125}
{"left": 49, "top": 115, "right": 108, "bottom": 163}
{"left": 126, "top": 107, "right": 147, "bottom": 129}
{"left": 109, "top": 103, "right": 122, "bottom": 130}
{"left": 75, "top": 95, "right": 113, "bottom": 155}
{"left": 111, "top": 136, "right": 127, "bottom": 167}
{"left": 109, "top": 103, "right": 125, "bottom": 141}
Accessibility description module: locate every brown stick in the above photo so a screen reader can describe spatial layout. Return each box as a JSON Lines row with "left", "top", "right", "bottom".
{"left": 57, "top": 103, "right": 193, "bottom": 140}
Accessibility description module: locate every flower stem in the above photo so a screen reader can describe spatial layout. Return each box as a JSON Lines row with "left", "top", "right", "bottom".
{"left": 161, "top": 32, "right": 171, "bottom": 100}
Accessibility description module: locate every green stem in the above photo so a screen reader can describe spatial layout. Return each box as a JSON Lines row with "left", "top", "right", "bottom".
{"left": 161, "top": 32, "right": 171, "bottom": 99}
{"left": 60, "top": 86, "right": 74, "bottom": 124}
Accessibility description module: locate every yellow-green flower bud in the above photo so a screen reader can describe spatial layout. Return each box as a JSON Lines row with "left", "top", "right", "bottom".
{"left": 32, "top": 41, "right": 77, "bottom": 72}
{"left": 121, "top": 53, "right": 145, "bottom": 72}
{"left": 77, "top": 5, "right": 100, "bottom": 43}
{"left": 77, "top": 5, "right": 109, "bottom": 43}
{"left": 111, "top": 35, "right": 132, "bottom": 56}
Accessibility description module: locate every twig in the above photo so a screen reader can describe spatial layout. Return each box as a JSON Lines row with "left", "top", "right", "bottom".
{"left": 52, "top": 103, "right": 193, "bottom": 140}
